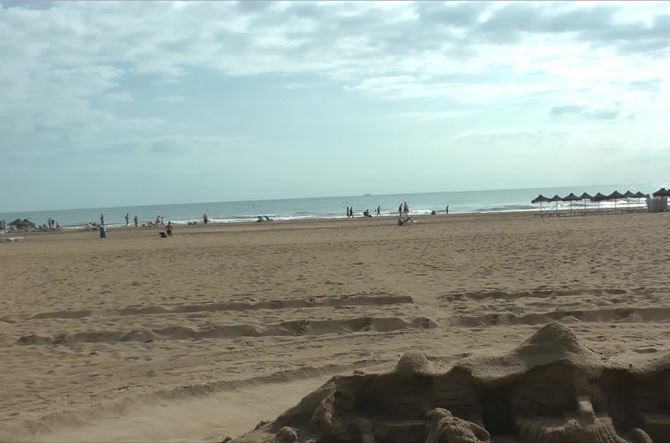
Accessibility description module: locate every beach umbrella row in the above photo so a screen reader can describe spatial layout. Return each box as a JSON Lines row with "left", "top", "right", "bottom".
{"left": 531, "top": 190, "right": 654, "bottom": 214}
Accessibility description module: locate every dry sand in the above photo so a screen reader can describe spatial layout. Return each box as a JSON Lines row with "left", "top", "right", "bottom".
{"left": 1, "top": 212, "right": 670, "bottom": 441}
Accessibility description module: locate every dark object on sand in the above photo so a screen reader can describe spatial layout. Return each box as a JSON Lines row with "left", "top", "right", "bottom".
{"left": 233, "top": 322, "right": 668, "bottom": 443}
{"left": 591, "top": 192, "right": 607, "bottom": 202}
{"left": 548, "top": 194, "right": 562, "bottom": 212}
{"left": 653, "top": 188, "right": 670, "bottom": 197}
{"left": 531, "top": 195, "right": 551, "bottom": 214}
{"left": 531, "top": 195, "right": 551, "bottom": 204}
{"left": 607, "top": 191, "right": 625, "bottom": 211}
{"left": 562, "top": 193, "right": 580, "bottom": 214}
{"left": 8, "top": 218, "right": 36, "bottom": 230}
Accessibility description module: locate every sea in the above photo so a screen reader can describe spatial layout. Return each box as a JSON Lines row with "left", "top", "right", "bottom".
{"left": 0, "top": 183, "right": 665, "bottom": 229}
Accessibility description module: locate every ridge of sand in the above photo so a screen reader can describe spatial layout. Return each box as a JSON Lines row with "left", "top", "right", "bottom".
{"left": 236, "top": 322, "right": 670, "bottom": 443}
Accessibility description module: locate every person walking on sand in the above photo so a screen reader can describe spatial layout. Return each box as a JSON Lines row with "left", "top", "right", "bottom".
{"left": 133, "top": 215, "right": 138, "bottom": 227}
{"left": 446, "top": 205, "right": 449, "bottom": 214}
{"left": 165, "top": 221, "right": 173, "bottom": 238}
{"left": 125, "top": 213, "right": 129, "bottom": 227}
{"left": 376, "top": 205, "right": 381, "bottom": 216}
{"left": 100, "top": 214, "right": 104, "bottom": 226}
{"left": 398, "top": 203, "right": 403, "bottom": 216}
{"left": 403, "top": 202, "right": 409, "bottom": 215}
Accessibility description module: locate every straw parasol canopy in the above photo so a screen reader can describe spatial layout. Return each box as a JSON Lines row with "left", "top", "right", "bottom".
{"left": 634, "top": 191, "right": 648, "bottom": 198}
{"left": 579, "top": 192, "right": 592, "bottom": 211}
{"left": 531, "top": 194, "right": 551, "bottom": 214}
{"left": 562, "top": 193, "right": 580, "bottom": 214}
{"left": 590, "top": 192, "right": 607, "bottom": 210}
{"left": 653, "top": 188, "right": 670, "bottom": 197}
{"left": 549, "top": 195, "right": 562, "bottom": 212}
{"left": 607, "top": 190, "right": 625, "bottom": 211}
{"left": 8, "top": 218, "right": 35, "bottom": 230}
{"left": 591, "top": 192, "right": 607, "bottom": 202}
{"left": 607, "top": 190, "right": 624, "bottom": 200}
{"left": 563, "top": 193, "right": 580, "bottom": 202}
{"left": 622, "top": 190, "right": 636, "bottom": 209}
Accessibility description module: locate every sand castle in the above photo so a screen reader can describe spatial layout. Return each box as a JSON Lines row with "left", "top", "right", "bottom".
{"left": 232, "top": 322, "right": 669, "bottom": 443}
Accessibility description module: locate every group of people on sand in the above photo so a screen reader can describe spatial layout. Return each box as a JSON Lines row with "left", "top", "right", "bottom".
{"left": 43, "top": 218, "right": 61, "bottom": 231}
{"left": 398, "top": 201, "right": 414, "bottom": 226}
{"left": 94, "top": 213, "right": 174, "bottom": 238}
{"left": 347, "top": 205, "right": 383, "bottom": 218}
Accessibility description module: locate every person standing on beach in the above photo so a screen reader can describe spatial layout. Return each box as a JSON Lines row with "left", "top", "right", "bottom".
{"left": 125, "top": 213, "right": 129, "bottom": 227}
{"left": 376, "top": 206, "right": 381, "bottom": 216}
{"left": 165, "top": 221, "right": 173, "bottom": 237}
{"left": 203, "top": 213, "right": 209, "bottom": 224}
{"left": 446, "top": 205, "right": 449, "bottom": 214}
{"left": 100, "top": 214, "right": 104, "bottom": 225}
{"left": 403, "top": 202, "right": 409, "bottom": 215}
{"left": 398, "top": 204, "right": 403, "bottom": 216}
{"left": 134, "top": 215, "right": 138, "bottom": 227}
{"left": 160, "top": 216, "right": 164, "bottom": 226}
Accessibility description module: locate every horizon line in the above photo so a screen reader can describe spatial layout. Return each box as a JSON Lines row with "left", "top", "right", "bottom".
{"left": 1, "top": 182, "right": 666, "bottom": 215}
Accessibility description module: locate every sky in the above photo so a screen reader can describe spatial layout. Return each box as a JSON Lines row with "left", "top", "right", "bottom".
{"left": 1, "top": 1, "right": 670, "bottom": 211}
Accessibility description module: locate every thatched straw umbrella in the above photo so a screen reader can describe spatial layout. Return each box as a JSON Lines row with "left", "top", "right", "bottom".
{"left": 562, "top": 193, "right": 580, "bottom": 215}
{"left": 549, "top": 195, "right": 562, "bottom": 214}
{"left": 531, "top": 195, "right": 551, "bottom": 215}
{"left": 653, "top": 188, "right": 670, "bottom": 197}
{"left": 579, "top": 192, "right": 592, "bottom": 212}
{"left": 634, "top": 191, "right": 648, "bottom": 205}
{"left": 607, "top": 190, "right": 625, "bottom": 212}
{"left": 623, "top": 190, "right": 636, "bottom": 210}
{"left": 591, "top": 192, "right": 607, "bottom": 211}
{"left": 8, "top": 218, "right": 35, "bottom": 230}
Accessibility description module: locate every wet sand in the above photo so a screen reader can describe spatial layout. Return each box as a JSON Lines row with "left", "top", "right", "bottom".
{"left": 2, "top": 212, "right": 670, "bottom": 441}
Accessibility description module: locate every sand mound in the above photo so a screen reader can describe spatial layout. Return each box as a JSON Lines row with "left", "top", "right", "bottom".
{"left": 232, "top": 322, "right": 670, "bottom": 443}
{"left": 459, "top": 321, "right": 602, "bottom": 383}
{"left": 396, "top": 351, "right": 433, "bottom": 375}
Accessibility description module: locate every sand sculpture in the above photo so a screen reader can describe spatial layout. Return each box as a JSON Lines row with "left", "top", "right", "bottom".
{"left": 232, "top": 322, "right": 669, "bottom": 443}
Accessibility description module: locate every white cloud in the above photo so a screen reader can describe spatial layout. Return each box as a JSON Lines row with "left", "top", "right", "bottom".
{"left": 2, "top": 1, "right": 670, "bottom": 209}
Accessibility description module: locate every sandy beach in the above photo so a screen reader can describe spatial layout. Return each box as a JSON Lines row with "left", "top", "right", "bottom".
{"left": 2, "top": 211, "right": 670, "bottom": 442}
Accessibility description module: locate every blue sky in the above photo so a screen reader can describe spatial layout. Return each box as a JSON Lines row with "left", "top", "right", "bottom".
{"left": 1, "top": 1, "right": 669, "bottom": 211}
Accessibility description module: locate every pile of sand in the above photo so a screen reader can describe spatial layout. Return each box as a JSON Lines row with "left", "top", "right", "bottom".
{"left": 233, "top": 322, "right": 670, "bottom": 443}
